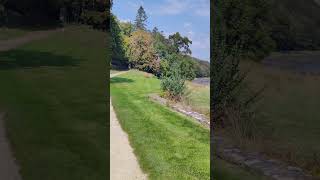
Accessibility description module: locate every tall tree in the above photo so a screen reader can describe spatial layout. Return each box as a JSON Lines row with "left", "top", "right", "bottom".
{"left": 127, "top": 30, "right": 158, "bottom": 73}
{"left": 168, "top": 32, "right": 192, "bottom": 55}
{"left": 134, "top": 6, "right": 147, "bottom": 30}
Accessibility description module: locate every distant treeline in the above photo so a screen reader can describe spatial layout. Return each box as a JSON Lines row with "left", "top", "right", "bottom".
{"left": 0, "top": 0, "right": 110, "bottom": 30}
{"left": 218, "top": 0, "right": 320, "bottom": 61}
{"left": 111, "top": 6, "right": 210, "bottom": 78}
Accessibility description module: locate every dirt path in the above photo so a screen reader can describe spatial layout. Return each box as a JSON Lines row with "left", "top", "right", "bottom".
{"left": 0, "top": 29, "right": 60, "bottom": 52}
{"left": 110, "top": 71, "right": 128, "bottom": 78}
{"left": 110, "top": 71, "right": 147, "bottom": 180}
{"left": 0, "top": 113, "right": 21, "bottom": 180}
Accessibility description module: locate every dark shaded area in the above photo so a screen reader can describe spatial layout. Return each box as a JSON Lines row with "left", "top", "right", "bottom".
{"left": 1, "top": 0, "right": 110, "bottom": 31}
{"left": 1, "top": 0, "right": 62, "bottom": 27}
{"left": 110, "top": 77, "right": 134, "bottom": 84}
{"left": 0, "top": 50, "right": 81, "bottom": 70}
{"left": 270, "top": 0, "right": 320, "bottom": 51}
{"left": 263, "top": 51, "right": 320, "bottom": 74}
{"left": 111, "top": 58, "right": 128, "bottom": 71}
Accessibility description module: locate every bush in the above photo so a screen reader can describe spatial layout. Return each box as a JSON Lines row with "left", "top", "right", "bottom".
{"left": 80, "top": 10, "right": 107, "bottom": 30}
{"left": 160, "top": 62, "right": 186, "bottom": 101}
{"left": 179, "top": 57, "right": 196, "bottom": 80}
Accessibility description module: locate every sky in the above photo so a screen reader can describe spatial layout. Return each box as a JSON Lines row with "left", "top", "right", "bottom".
{"left": 112, "top": 0, "right": 210, "bottom": 61}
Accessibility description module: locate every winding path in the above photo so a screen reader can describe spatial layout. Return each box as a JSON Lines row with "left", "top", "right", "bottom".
{"left": 0, "top": 29, "right": 60, "bottom": 52}
{"left": 110, "top": 71, "right": 147, "bottom": 180}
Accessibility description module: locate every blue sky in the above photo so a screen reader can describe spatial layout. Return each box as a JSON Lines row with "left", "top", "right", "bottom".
{"left": 112, "top": 0, "right": 210, "bottom": 61}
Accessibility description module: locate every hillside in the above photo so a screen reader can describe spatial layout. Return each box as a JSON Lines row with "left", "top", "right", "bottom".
{"left": 191, "top": 57, "right": 210, "bottom": 78}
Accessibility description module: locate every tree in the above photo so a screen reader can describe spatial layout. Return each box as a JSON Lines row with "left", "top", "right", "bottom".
{"left": 211, "top": 0, "right": 261, "bottom": 141}
{"left": 179, "top": 56, "right": 196, "bottom": 80}
{"left": 120, "top": 21, "right": 134, "bottom": 36}
{"left": 111, "top": 14, "right": 127, "bottom": 67}
{"left": 152, "top": 27, "right": 170, "bottom": 60}
{"left": 220, "top": 0, "right": 275, "bottom": 61}
{"left": 127, "top": 30, "right": 158, "bottom": 73}
{"left": 134, "top": 6, "right": 147, "bottom": 30}
{"left": 168, "top": 32, "right": 192, "bottom": 55}
{"left": 0, "top": 0, "right": 6, "bottom": 25}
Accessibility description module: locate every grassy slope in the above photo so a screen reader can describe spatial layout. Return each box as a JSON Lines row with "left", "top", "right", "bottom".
{"left": 111, "top": 70, "right": 263, "bottom": 179}
{"left": 0, "top": 26, "right": 107, "bottom": 180}
{"left": 111, "top": 70, "right": 210, "bottom": 179}
{"left": 239, "top": 59, "right": 320, "bottom": 175}
{"left": 183, "top": 81, "right": 210, "bottom": 118}
{"left": 0, "top": 28, "right": 28, "bottom": 40}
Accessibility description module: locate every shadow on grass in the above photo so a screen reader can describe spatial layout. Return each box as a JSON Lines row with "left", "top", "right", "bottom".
{"left": 110, "top": 77, "right": 134, "bottom": 84}
{"left": 0, "top": 50, "right": 81, "bottom": 70}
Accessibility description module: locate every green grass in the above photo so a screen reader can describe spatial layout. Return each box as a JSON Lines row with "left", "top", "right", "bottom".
{"left": 183, "top": 81, "right": 210, "bottom": 118}
{"left": 111, "top": 70, "right": 210, "bottom": 179}
{"left": 0, "top": 28, "right": 28, "bottom": 40}
{"left": 236, "top": 58, "right": 320, "bottom": 176}
{"left": 0, "top": 25, "right": 107, "bottom": 180}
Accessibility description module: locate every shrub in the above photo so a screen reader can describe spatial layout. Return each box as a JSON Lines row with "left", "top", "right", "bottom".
{"left": 160, "top": 62, "right": 186, "bottom": 101}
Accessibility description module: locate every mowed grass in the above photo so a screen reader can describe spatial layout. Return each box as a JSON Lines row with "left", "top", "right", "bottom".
{"left": 111, "top": 70, "right": 210, "bottom": 179}
{"left": 238, "top": 58, "right": 320, "bottom": 175}
{"left": 0, "top": 28, "right": 28, "bottom": 40}
{"left": 0, "top": 26, "right": 107, "bottom": 180}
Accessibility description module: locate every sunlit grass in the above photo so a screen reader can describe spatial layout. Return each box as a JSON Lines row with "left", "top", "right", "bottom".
{"left": 111, "top": 70, "right": 210, "bottom": 179}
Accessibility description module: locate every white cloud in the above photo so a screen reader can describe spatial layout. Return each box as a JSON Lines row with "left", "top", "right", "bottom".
{"left": 184, "top": 22, "right": 192, "bottom": 28}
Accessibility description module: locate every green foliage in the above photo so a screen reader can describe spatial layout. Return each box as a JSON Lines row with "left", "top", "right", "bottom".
{"left": 168, "top": 32, "right": 192, "bottom": 55}
{"left": 268, "top": 0, "right": 320, "bottom": 50}
{"left": 161, "top": 62, "right": 186, "bottom": 101}
{"left": 179, "top": 56, "right": 196, "bottom": 80}
{"left": 212, "top": 0, "right": 260, "bottom": 137}
{"left": 220, "top": 0, "right": 275, "bottom": 61}
{"left": 194, "top": 58, "right": 210, "bottom": 77}
{"left": 1, "top": 0, "right": 109, "bottom": 28}
{"left": 134, "top": 6, "right": 147, "bottom": 30}
{"left": 152, "top": 27, "right": 171, "bottom": 60}
{"left": 80, "top": 10, "right": 107, "bottom": 30}
{"left": 120, "top": 22, "right": 134, "bottom": 36}
{"left": 110, "top": 14, "right": 128, "bottom": 68}
{"left": 220, "top": 0, "right": 320, "bottom": 60}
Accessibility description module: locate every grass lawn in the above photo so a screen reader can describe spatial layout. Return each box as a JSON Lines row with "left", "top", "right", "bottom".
{"left": 226, "top": 57, "right": 320, "bottom": 176}
{"left": 111, "top": 70, "right": 210, "bottom": 179}
{"left": 0, "top": 28, "right": 28, "bottom": 40}
{"left": 0, "top": 25, "right": 107, "bottom": 180}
